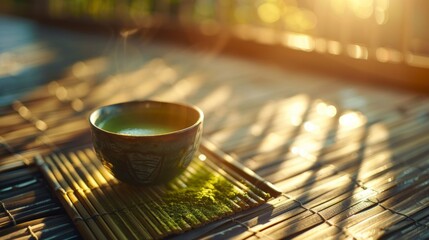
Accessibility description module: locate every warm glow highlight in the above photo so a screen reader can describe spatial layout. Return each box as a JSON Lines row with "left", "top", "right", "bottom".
{"left": 339, "top": 111, "right": 367, "bottom": 129}
{"left": 283, "top": 33, "right": 315, "bottom": 52}
{"left": 356, "top": 123, "right": 392, "bottom": 183}
{"left": 375, "top": 0, "right": 389, "bottom": 24}
{"left": 304, "top": 121, "right": 319, "bottom": 133}
{"left": 258, "top": 2, "right": 281, "bottom": 24}
{"left": 406, "top": 54, "right": 429, "bottom": 68}
{"left": 347, "top": 44, "right": 369, "bottom": 59}
{"left": 198, "top": 154, "right": 207, "bottom": 161}
{"left": 286, "top": 100, "right": 337, "bottom": 167}
{"left": 348, "top": 0, "right": 374, "bottom": 19}
{"left": 283, "top": 7, "right": 317, "bottom": 32}
{"left": 376, "top": 47, "right": 403, "bottom": 63}
{"left": 254, "top": 94, "right": 310, "bottom": 153}
{"left": 254, "top": 28, "right": 278, "bottom": 45}
{"left": 316, "top": 102, "right": 337, "bottom": 117}
{"left": 331, "top": 0, "right": 346, "bottom": 14}
{"left": 257, "top": 132, "right": 289, "bottom": 152}
{"left": 328, "top": 40, "right": 342, "bottom": 55}
{"left": 315, "top": 38, "right": 327, "bottom": 53}
{"left": 198, "top": 85, "right": 232, "bottom": 113}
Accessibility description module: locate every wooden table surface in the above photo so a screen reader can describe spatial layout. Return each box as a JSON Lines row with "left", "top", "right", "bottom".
{"left": 1, "top": 15, "right": 429, "bottom": 239}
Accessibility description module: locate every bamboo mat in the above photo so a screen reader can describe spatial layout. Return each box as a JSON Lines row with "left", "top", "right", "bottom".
{"left": 0, "top": 164, "right": 80, "bottom": 239}
{"left": 35, "top": 142, "right": 277, "bottom": 240}
{"left": 1, "top": 15, "right": 429, "bottom": 239}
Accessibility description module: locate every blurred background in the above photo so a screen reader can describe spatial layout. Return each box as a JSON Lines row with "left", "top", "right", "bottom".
{"left": 1, "top": 0, "right": 429, "bottom": 92}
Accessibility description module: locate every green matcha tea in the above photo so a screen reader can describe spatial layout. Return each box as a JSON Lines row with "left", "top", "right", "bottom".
{"left": 98, "top": 113, "right": 181, "bottom": 136}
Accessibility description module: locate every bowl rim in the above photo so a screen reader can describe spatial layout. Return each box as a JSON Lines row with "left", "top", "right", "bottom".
{"left": 89, "top": 100, "right": 204, "bottom": 138}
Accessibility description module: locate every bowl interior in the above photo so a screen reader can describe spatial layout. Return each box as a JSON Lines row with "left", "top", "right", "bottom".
{"left": 90, "top": 101, "right": 202, "bottom": 136}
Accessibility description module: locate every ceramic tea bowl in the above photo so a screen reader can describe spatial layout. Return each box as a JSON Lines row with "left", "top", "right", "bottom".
{"left": 89, "top": 100, "right": 203, "bottom": 185}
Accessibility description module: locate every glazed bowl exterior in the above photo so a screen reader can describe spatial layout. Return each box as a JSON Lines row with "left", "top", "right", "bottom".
{"left": 89, "top": 100, "right": 203, "bottom": 185}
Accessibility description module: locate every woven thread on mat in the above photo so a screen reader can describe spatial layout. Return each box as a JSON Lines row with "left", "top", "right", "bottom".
{"left": 335, "top": 168, "right": 429, "bottom": 228}
{"left": 297, "top": 152, "right": 428, "bottom": 228}
{"left": 367, "top": 197, "right": 429, "bottom": 229}
{"left": 281, "top": 193, "right": 356, "bottom": 239}
{"left": 78, "top": 207, "right": 128, "bottom": 222}
{"left": 27, "top": 225, "right": 39, "bottom": 240}
{"left": 1, "top": 201, "right": 17, "bottom": 226}
{"left": 229, "top": 215, "right": 276, "bottom": 240}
